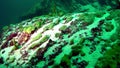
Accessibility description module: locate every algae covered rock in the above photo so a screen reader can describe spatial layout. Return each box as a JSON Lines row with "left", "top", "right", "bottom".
{"left": 0, "top": 10, "right": 120, "bottom": 68}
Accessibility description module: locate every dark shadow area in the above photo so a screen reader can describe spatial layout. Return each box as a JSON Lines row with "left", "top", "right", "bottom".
{"left": 0, "top": 0, "right": 120, "bottom": 29}
{"left": 0, "top": 0, "right": 40, "bottom": 28}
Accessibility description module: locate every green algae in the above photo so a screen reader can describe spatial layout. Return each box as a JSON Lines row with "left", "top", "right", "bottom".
{"left": 32, "top": 34, "right": 42, "bottom": 42}
{"left": 71, "top": 44, "right": 82, "bottom": 56}
{"left": 69, "top": 38, "right": 74, "bottom": 45}
{"left": 36, "top": 61, "right": 45, "bottom": 68}
{"left": 40, "top": 35, "right": 50, "bottom": 44}
{"left": 53, "top": 18, "right": 60, "bottom": 25}
{"left": 34, "top": 21, "right": 42, "bottom": 29}
{"left": 23, "top": 25, "right": 35, "bottom": 33}
{"left": 60, "top": 54, "right": 71, "bottom": 67}
{"left": 7, "top": 56, "right": 15, "bottom": 63}
{"left": 104, "top": 21, "right": 114, "bottom": 32}
{"left": 59, "top": 25, "right": 67, "bottom": 31}
{"left": 66, "top": 16, "right": 73, "bottom": 22}
{"left": 95, "top": 11, "right": 106, "bottom": 18}
{"left": 55, "top": 33, "right": 61, "bottom": 38}
{"left": 78, "top": 13, "right": 95, "bottom": 26}
{"left": 30, "top": 35, "right": 50, "bottom": 49}
{"left": 106, "top": 10, "right": 120, "bottom": 20}
{"left": 95, "top": 41, "right": 120, "bottom": 68}
{"left": 43, "top": 23, "right": 55, "bottom": 31}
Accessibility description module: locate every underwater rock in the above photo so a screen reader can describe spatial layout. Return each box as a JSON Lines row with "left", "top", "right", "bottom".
{"left": 0, "top": 10, "right": 120, "bottom": 68}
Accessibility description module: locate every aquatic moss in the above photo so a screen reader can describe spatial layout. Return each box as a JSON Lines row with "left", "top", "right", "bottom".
{"left": 70, "top": 37, "right": 85, "bottom": 56}
{"left": 7, "top": 56, "right": 15, "bottom": 63}
{"left": 48, "top": 59, "right": 54, "bottom": 66}
{"left": 30, "top": 35, "right": 50, "bottom": 49}
{"left": 53, "top": 18, "right": 60, "bottom": 25}
{"left": 23, "top": 25, "right": 35, "bottom": 33}
{"left": 106, "top": 10, "right": 120, "bottom": 20}
{"left": 32, "top": 34, "right": 42, "bottom": 42}
{"left": 78, "top": 13, "right": 95, "bottom": 26}
{"left": 69, "top": 38, "right": 74, "bottom": 45}
{"left": 58, "top": 11, "right": 65, "bottom": 16}
{"left": 55, "top": 33, "right": 61, "bottom": 38}
{"left": 48, "top": 23, "right": 55, "bottom": 29}
{"left": 95, "top": 11, "right": 105, "bottom": 18}
{"left": 59, "top": 25, "right": 67, "bottom": 31}
{"left": 80, "top": 50, "right": 85, "bottom": 56}
{"left": 79, "top": 38, "right": 85, "bottom": 44}
{"left": 43, "top": 23, "right": 55, "bottom": 31}
{"left": 110, "top": 27, "right": 120, "bottom": 41}
{"left": 0, "top": 57, "right": 4, "bottom": 64}
{"left": 66, "top": 16, "right": 73, "bottom": 22}
{"left": 39, "top": 35, "right": 49, "bottom": 44}
{"left": 71, "top": 44, "right": 82, "bottom": 56}
{"left": 110, "top": 33, "right": 118, "bottom": 42}
{"left": 60, "top": 54, "right": 71, "bottom": 67}
{"left": 104, "top": 22, "right": 114, "bottom": 32}
{"left": 95, "top": 41, "right": 120, "bottom": 68}
{"left": 34, "top": 21, "right": 42, "bottom": 29}
{"left": 71, "top": 49, "right": 81, "bottom": 56}
{"left": 52, "top": 64, "right": 62, "bottom": 68}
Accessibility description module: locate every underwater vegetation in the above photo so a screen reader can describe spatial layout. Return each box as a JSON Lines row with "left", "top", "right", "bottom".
{"left": 95, "top": 40, "right": 120, "bottom": 68}
{"left": 0, "top": 0, "right": 120, "bottom": 68}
